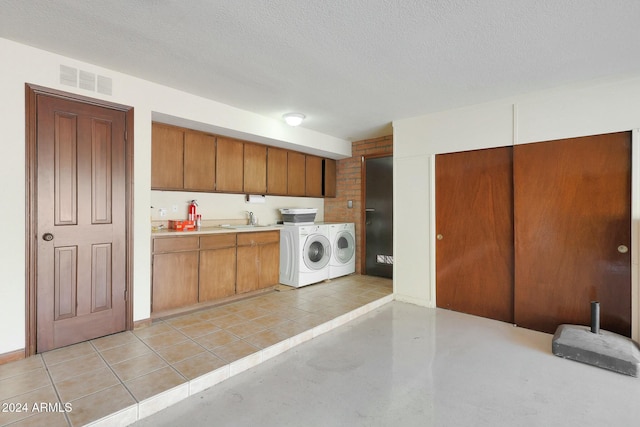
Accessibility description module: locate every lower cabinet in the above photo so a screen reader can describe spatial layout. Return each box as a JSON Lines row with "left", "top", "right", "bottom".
{"left": 152, "top": 231, "right": 280, "bottom": 314}
{"left": 236, "top": 231, "right": 280, "bottom": 294}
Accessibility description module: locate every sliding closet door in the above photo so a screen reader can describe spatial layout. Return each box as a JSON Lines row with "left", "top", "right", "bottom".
{"left": 513, "top": 132, "right": 631, "bottom": 336}
{"left": 435, "top": 147, "right": 514, "bottom": 323}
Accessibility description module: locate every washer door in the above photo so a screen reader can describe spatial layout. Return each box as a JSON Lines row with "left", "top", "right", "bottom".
{"left": 303, "top": 234, "right": 331, "bottom": 270}
{"left": 334, "top": 231, "right": 355, "bottom": 264}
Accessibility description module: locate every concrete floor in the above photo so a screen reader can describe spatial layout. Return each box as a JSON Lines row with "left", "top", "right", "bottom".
{"left": 133, "top": 301, "right": 640, "bottom": 427}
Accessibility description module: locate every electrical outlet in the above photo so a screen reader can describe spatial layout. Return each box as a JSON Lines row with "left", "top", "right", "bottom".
{"left": 158, "top": 208, "right": 167, "bottom": 217}
{"left": 172, "top": 205, "right": 179, "bottom": 212}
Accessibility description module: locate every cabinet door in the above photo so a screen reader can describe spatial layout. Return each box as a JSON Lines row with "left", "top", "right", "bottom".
{"left": 259, "top": 242, "right": 280, "bottom": 289}
{"left": 267, "top": 147, "right": 288, "bottom": 195}
{"left": 216, "top": 137, "right": 244, "bottom": 192}
{"left": 152, "top": 251, "right": 199, "bottom": 312}
{"left": 287, "top": 151, "right": 306, "bottom": 196}
{"left": 305, "top": 155, "right": 323, "bottom": 197}
{"left": 244, "top": 143, "right": 267, "bottom": 194}
{"left": 323, "top": 158, "right": 336, "bottom": 198}
{"left": 151, "top": 123, "right": 184, "bottom": 189}
{"left": 236, "top": 244, "right": 259, "bottom": 294}
{"left": 199, "top": 247, "right": 237, "bottom": 301}
{"left": 184, "top": 131, "right": 216, "bottom": 191}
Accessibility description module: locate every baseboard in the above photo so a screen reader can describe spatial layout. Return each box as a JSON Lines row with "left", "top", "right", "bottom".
{"left": 0, "top": 348, "right": 25, "bottom": 365}
{"left": 134, "top": 318, "right": 153, "bottom": 330}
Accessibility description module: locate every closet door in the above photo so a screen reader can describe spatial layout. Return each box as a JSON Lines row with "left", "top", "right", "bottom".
{"left": 513, "top": 132, "right": 631, "bottom": 336}
{"left": 435, "top": 147, "right": 514, "bottom": 323}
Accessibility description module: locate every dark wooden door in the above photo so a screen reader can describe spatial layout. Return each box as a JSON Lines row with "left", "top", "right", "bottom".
{"left": 514, "top": 132, "right": 631, "bottom": 336}
{"left": 435, "top": 147, "right": 514, "bottom": 323}
{"left": 36, "top": 95, "right": 128, "bottom": 352}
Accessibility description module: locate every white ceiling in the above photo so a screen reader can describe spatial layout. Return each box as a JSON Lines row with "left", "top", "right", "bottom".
{"left": 2, "top": 0, "right": 640, "bottom": 141}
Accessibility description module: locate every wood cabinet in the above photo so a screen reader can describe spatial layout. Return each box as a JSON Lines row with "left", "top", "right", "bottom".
{"left": 305, "top": 155, "right": 323, "bottom": 197}
{"left": 151, "top": 122, "right": 337, "bottom": 198}
{"left": 323, "top": 158, "right": 336, "bottom": 198}
{"left": 287, "top": 151, "right": 306, "bottom": 196}
{"left": 184, "top": 131, "right": 216, "bottom": 191}
{"left": 216, "top": 137, "right": 244, "bottom": 192}
{"left": 199, "top": 234, "right": 237, "bottom": 302}
{"left": 236, "top": 231, "right": 280, "bottom": 294}
{"left": 244, "top": 143, "right": 267, "bottom": 194}
{"left": 152, "top": 236, "right": 199, "bottom": 312}
{"left": 152, "top": 230, "right": 279, "bottom": 314}
{"left": 151, "top": 123, "right": 184, "bottom": 189}
{"left": 267, "top": 147, "right": 288, "bottom": 195}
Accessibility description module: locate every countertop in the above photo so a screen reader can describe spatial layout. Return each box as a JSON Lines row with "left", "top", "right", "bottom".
{"left": 151, "top": 224, "right": 283, "bottom": 237}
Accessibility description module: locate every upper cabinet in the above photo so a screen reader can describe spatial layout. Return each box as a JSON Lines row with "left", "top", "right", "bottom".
{"left": 151, "top": 123, "right": 184, "bottom": 190}
{"left": 244, "top": 143, "right": 267, "bottom": 194}
{"left": 216, "top": 137, "right": 244, "bottom": 193}
{"left": 151, "top": 122, "right": 336, "bottom": 197}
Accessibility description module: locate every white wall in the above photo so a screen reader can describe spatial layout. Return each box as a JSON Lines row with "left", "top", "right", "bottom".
{"left": 393, "top": 74, "right": 640, "bottom": 341}
{"left": 0, "top": 38, "right": 349, "bottom": 355}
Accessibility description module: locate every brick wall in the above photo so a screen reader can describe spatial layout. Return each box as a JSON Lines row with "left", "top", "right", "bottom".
{"left": 324, "top": 135, "right": 393, "bottom": 274}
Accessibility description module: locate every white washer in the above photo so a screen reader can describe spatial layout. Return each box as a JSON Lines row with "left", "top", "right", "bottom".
{"left": 279, "top": 224, "right": 332, "bottom": 287}
{"left": 328, "top": 223, "right": 356, "bottom": 278}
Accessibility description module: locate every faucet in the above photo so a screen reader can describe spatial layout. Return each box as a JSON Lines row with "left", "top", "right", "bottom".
{"left": 246, "top": 211, "right": 257, "bottom": 226}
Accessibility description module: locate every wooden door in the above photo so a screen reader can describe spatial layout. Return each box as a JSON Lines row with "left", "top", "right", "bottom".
{"left": 305, "top": 155, "right": 323, "bottom": 197}
{"left": 287, "top": 151, "right": 306, "bottom": 196}
{"left": 151, "top": 123, "right": 184, "bottom": 189}
{"left": 435, "top": 147, "right": 514, "bottom": 323}
{"left": 152, "top": 251, "right": 199, "bottom": 312}
{"left": 267, "top": 147, "right": 287, "bottom": 195}
{"left": 323, "top": 158, "right": 337, "bottom": 198}
{"left": 216, "top": 137, "right": 244, "bottom": 192}
{"left": 184, "top": 131, "right": 216, "bottom": 191}
{"left": 514, "top": 132, "right": 631, "bottom": 336}
{"left": 199, "top": 233, "right": 237, "bottom": 301}
{"left": 36, "top": 94, "right": 128, "bottom": 352}
{"left": 236, "top": 244, "right": 259, "bottom": 294}
{"left": 244, "top": 143, "right": 267, "bottom": 194}
{"left": 259, "top": 241, "right": 280, "bottom": 289}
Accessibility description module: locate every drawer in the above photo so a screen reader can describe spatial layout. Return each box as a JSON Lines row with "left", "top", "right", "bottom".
{"left": 200, "top": 233, "right": 236, "bottom": 249}
{"left": 237, "top": 230, "right": 280, "bottom": 246}
{"left": 153, "top": 236, "right": 199, "bottom": 253}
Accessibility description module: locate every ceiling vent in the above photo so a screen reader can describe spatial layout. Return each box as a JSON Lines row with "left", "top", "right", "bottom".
{"left": 59, "top": 64, "right": 113, "bottom": 96}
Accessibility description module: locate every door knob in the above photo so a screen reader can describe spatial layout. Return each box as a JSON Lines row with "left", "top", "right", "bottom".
{"left": 618, "top": 245, "right": 628, "bottom": 254}
{"left": 437, "top": 234, "right": 443, "bottom": 241}
{"left": 42, "top": 233, "right": 54, "bottom": 241}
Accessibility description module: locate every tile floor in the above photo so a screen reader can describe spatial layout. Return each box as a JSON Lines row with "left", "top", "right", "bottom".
{"left": 0, "top": 275, "right": 393, "bottom": 427}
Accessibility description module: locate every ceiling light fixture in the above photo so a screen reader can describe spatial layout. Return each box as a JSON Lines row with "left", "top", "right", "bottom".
{"left": 282, "top": 112, "right": 305, "bottom": 126}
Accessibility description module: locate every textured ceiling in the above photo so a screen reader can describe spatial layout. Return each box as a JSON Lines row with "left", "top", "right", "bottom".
{"left": 2, "top": 0, "right": 640, "bottom": 141}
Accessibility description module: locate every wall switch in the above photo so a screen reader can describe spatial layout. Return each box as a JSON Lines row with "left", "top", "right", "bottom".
{"left": 158, "top": 208, "right": 167, "bottom": 217}
{"left": 347, "top": 200, "right": 353, "bottom": 208}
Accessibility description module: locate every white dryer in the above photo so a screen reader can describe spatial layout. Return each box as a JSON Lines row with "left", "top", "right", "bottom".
{"left": 279, "top": 224, "right": 332, "bottom": 287}
{"left": 328, "top": 223, "right": 356, "bottom": 278}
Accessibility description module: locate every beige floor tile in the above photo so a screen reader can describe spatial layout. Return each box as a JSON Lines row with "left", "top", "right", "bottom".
{"left": 164, "top": 313, "right": 204, "bottom": 329}
{"left": 243, "top": 329, "right": 290, "bottom": 349}
{"left": 110, "top": 352, "right": 169, "bottom": 382}
{"left": 172, "top": 352, "right": 228, "bottom": 380}
{"left": 224, "top": 320, "right": 268, "bottom": 338}
{"left": 133, "top": 321, "right": 174, "bottom": 339}
{"left": 193, "top": 308, "right": 233, "bottom": 321}
{"left": 251, "top": 313, "right": 289, "bottom": 329}
{"left": 98, "top": 340, "right": 153, "bottom": 365}
{"left": 139, "top": 330, "right": 188, "bottom": 350}
{"left": 233, "top": 306, "right": 271, "bottom": 321}
{"left": 47, "top": 353, "right": 107, "bottom": 383}
{"left": 275, "top": 306, "right": 313, "bottom": 320}
{"left": 0, "top": 355, "right": 43, "bottom": 381}
{"left": 41, "top": 342, "right": 96, "bottom": 367}
{"left": 194, "top": 330, "right": 239, "bottom": 350}
{"left": 271, "top": 320, "right": 314, "bottom": 338}
{"left": 7, "top": 411, "right": 70, "bottom": 427}
{"left": 0, "top": 368, "right": 51, "bottom": 401}
{"left": 124, "top": 366, "right": 186, "bottom": 402}
{"left": 210, "top": 340, "right": 260, "bottom": 363}
{"left": 0, "top": 384, "right": 60, "bottom": 425}
{"left": 155, "top": 340, "right": 206, "bottom": 365}
{"left": 66, "top": 384, "right": 136, "bottom": 427}
{"left": 178, "top": 321, "right": 220, "bottom": 338}
{"left": 209, "top": 313, "right": 246, "bottom": 329}
{"left": 54, "top": 366, "right": 120, "bottom": 403}
{"left": 91, "top": 331, "right": 140, "bottom": 352}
